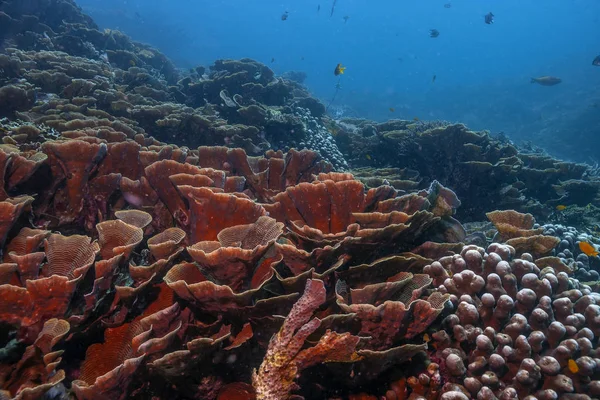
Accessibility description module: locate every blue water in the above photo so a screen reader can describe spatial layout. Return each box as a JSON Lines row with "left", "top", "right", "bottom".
{"left": 76, "top": 0, "right": 600, "bottom": 161}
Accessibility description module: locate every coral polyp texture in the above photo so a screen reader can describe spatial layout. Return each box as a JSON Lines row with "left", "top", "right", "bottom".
{"left": 2, "top": 1, "right": 600, "bottom": 400}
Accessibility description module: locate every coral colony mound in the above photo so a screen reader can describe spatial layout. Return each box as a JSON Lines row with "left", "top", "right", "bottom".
{"left": 3, "top": 1, "right": 600, "bottom": 400}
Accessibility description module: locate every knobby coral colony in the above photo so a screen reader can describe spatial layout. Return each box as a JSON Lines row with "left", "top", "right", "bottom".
{"left": 2, "top": 2, "right": 600, "bottom": 400}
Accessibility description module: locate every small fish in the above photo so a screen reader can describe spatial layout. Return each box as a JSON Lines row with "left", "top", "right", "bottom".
{"left": 343, "top": 15, "right": 349, "bottom": 23}
{"left": 335, "top": 279, "right": 350, "bottom": 303}
{"left": 281, "top": 11, "right": 289, "bottom": 21}
{"left": 318, "top": 4, "right": 321, "bottom": 12}
{"left": 556, "top": 205, "right": 567, "bottom": 211}
{"left": 568, "top": 359, "right": 579, "bottom": 374}
{"left": 593, "top": 55, "right": 600, "bottom": 66}
{"left": 579, "top": 242, "right": 599, "bottom": 257}
{"left": 484, "top": 12, "right": 494, "bottom": 24}
{"left": 271, "top": 57, "right": 275, "bottom": 63}
{"left": 389, "top": 107, "right": 395, "bottom": 112}
{"left": 422, "top": 333, "right": 431, "bottom": 350}
{"left": 365, "top": 154, "right": 372, "bottom": 160}
{"left": 444, "top": 3, "right": 452, "bottom": 8}
{"left": 429, "top": 29, "right": 440, "bottom": 38}
{"left": 413, "top": 117, "right": 420, "bottom": 121}
{"left": 301, "top": 56, "right": 305, "bottom": 60}
{"left": 327, "top": 126, "right": 339, "bottom": 136}
{"left": 432, "top": 75, "right": 437, "bottom": 83}
{"left": 531, "top": 76, "right": 562, "bottom": 86}
{"left": 334, "top": 63, "right": 346, "bottom": 76}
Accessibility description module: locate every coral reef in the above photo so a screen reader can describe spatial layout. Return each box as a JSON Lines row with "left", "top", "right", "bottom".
{"left": 2, "top": 2, "right": 600, "bottom": 400}
{"left": 0, "top": 0, "right": 346, "bottom": 168}
{"left": 0, "top": 130, "right": 596, "bottom": 399}
{"left": 0, "top": 137, "right": 466, "bottom": 399}
{"left": 332, "top": 119, "right": 600, "bottom": 222}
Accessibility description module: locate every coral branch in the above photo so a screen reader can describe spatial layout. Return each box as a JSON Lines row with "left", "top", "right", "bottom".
{"left": 252, "top": 279, "right": 360, "bottom": 400}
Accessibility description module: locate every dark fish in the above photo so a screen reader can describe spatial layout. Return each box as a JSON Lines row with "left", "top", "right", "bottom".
{"left": 432, "top": 75, "right": 436, "bottom": 83}
{"left": 343, "top": 15, "right": 349, "bottom": 23}
{"left": 593, "top": 55, "right": 600, "bottom": 66}
{"left": 484, "top": 12, "right": 494, "bottom": 24}
{"left": 281, "top": 11, "right": 289, "bottom": 21}
{"left": 330, "top": 0, "right": 338, "bottom": 17}
{"left": 335, "top": 279, "right": 350, "bottom": 304}
{"left": 531, "top": 76, "right": 562, "bottom": 86}
{"left": 429, "top": 29, "right": 440, "bottom": 38}
{"left": 318, "top": 4, "right": 321, "bottom": 12}
{"left": 271, "top": 57, "right": 275, "bottom": 63}
{"left": 444, "top": 3, "right": 452, "bottom": 8}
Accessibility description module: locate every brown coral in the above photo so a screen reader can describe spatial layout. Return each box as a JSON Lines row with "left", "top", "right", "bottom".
{"left": 487, "top": 209, "right": 544, "bottom": 240}
{"left": 252, "top": 279, "right": 360, "bottom": 400}
{"left": 97, "top": 219, "right": 143, "bottom": 260}
{"left": 40, "top": 140, "right": 107, "bottom": 224}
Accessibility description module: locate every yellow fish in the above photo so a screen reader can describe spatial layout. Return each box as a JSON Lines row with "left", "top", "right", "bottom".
{"left": 365, "top": 154, "right": 372, "bottom": 160}
{"left": 579, "top": 242, "right": 599, "bottom": 257}
{"left": 556, "top": 205, "right": 567, "bottom": 211}
{"left": 413, "top": 117, "right": 420, "bottom": 121}
{"left": 422, "top": 333, "right": 431, "bottom": 350}
{"left": 334, "top": 63, "right": 346, "bottom": 76}
{"left": 568, "top": 359, "right": 579, "bottom": 374}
